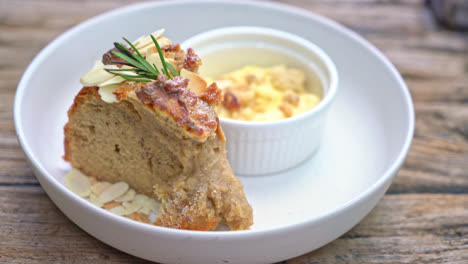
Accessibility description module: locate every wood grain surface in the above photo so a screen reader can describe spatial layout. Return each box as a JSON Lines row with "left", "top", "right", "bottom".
{"left": 1, "top": 0, "right": 467, "bottom": 263}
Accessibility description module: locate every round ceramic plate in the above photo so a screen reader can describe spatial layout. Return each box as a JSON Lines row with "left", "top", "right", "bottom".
{"left": 14, "top": 1, "right": 414, "bottom": 263}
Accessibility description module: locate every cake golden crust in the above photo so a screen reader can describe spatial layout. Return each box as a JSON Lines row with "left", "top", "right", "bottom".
{"left": 134, "top": 78, "right": 218, "bottom": 141}
{"left": 112, "top": 78, "right": 219, "bottom": 142}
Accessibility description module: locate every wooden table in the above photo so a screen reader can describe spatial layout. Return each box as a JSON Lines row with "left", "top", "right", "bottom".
{"left": 1, "top": 0, "right": 467, "bottom": 263}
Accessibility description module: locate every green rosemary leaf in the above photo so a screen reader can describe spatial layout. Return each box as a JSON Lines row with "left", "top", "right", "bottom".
{"left": 110, "top": 61, "right": 133, "bottom": 67}
{"left": 150, "top": 35, "right": 171, "bottom": 78}
{"left": 106, "top": 71, "right": 153, "bottom": 82}
{"left": 122, "top": 38, "right": 144, "bottom": 58}
{"left": 113, "top": 42, "right": 134, "bottom": 58}
{"left": 151, "top": 63, "right": 160, "bottom": 76}
{"left": 115, "top": 41, "right": 155, "bottom": 77}
{"left": 122, "top": 38, "right": 159, "bottom": 77}
{"left": 166, "top": 62, "right": 179, "bottom": 77}
{"left": 137, "top": 74, "right": 157, "bottom": 80}
{"left": 104, "top": 68, "right": 140, "bottom": 72}
{"left": 106, "top": 34, "right": 179, "bottom": 82}
{"left": 112, "top": 51, "right": 146, "bottom": 70}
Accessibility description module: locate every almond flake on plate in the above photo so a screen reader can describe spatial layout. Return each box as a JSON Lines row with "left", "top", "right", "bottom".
{"left": 132, "top": 194, "right": 150, "bottom": 204}
{"left": 109, "top": 205, "right": 127, "bottom": 216}
{"left": 65, "top": 169, "right": 91, "bottom": 198}
{"left": 91, "top": 181, "right": 111, "bottom": 196}
{"left": 122, "top": 200, "right": 143, "bottom": 215}
{"left": 89, "top": 194, "right": 104, "bottom": 207}
{"left": 140, "top": 197, "right": 161, "bottom": 215}
{"left": 65, "top": 169, "right": 160, "bottom": 225}
{"left": 103, "top": 201, "right": 123, "bottom": 210}
{"left": 115, "top": 189, "right": 136, "bottom": 202}
{"left": 98, "top": 182, "right": 129, "bottom": 203}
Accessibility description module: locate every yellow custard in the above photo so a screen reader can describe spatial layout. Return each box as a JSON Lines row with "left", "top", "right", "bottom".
{"left": 211, "top": 65, "right": 321, "bottom": 121}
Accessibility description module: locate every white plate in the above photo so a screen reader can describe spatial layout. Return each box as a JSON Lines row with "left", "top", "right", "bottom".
{"left": 14, "top": 1, "right": 414, "bottom": 263}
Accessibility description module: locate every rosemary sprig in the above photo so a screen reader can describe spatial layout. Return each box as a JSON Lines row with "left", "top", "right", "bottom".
{"left": 105, "top": 35, "right": 179, "bottom": 82}
{"left": 151, "top": 34, "right": 170, "bottom": 77}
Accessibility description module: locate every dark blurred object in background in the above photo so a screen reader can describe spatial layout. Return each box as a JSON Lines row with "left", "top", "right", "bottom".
{"left": 426, "top": 0, "right": 468, "bottom": 30}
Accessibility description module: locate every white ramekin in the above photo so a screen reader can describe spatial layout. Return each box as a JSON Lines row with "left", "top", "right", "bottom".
{"left": 183, "top": 26, "right": 338, "bottom": 175}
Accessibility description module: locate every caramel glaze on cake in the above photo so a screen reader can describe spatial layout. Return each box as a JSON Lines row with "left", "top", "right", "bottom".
{"left": 64, "top": 41, "right": 253, "bottom": 231}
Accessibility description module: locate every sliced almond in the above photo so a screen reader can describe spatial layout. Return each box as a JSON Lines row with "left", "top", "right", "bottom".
{"left": 132, "top": 35, "right": 146, "bottom": 48}
{"left": 146, "top": 46, "right": 156, "bottom": 58}
{"left": 122, "top": 200, "right": 143, "bottom": 215}
{"left": 109, "top": 205, "right": 126, "bottom": 216}
{"left": 98, "top": 76, "right": 126, "bottom": 87}
{"left": 64, "top": 168, "right": 160, "bottom": 224}
{"left": 140, "top": 198, "right": 160, "bottom": 215}
{"left": 91, "top": 181, "right": 111, "bottom": 196}
{"left": 80, "top": 65, "right": 120, "bottom": 87}
{"left": 98, "top": 84, "right": 121, "bottom": 103}
{"left": 137, "top": 37, "right": 171, "bottom": 55}
{"left": 89, "top": 194, "right": 104, "bottom": 207}
{"left": 133, "top": 29, "right": 165, "bottom": 49}
{"left": 92, "top": 60, "right": 105, "bottom": 70}
{"left": 98, "top": 65, "right": 135, "bottom": 87}
{"left": 137, "top": 44, "right": 153, "bottom": 56}
{"left": 115, "top": 189, "right": 136, "bottom": 202}
{"left": 145, "top": 50, "right": 177, "bottom": 73}
{"left": 153, "top": 28, "right": 166, "bottom": 38}
{"left": 103, "top": 201, "right": 123, "bottom": 210}
{"left": 180, "top": 69, "right": 207, "bottom": 96}
{"left": 132, "top": 194, "right": 149, "bottom": 205}
{"left": 65, "top": 169, "right": 91, "bottom": 198}
{"left": 155, "top": 37, "right": 171, "bottom": 49}
{"left": 102, "top": 65, "right": 125, "bottom": 71}
{"left": 146, "top": 54, "right": 165, "bottom": 74}
{"left": 145, "top": 46, "right": 176, "bottom": 58}
{"left": 98, "top": 182, "right": 129, "bottom": 203}
{"left": 145, "top": 45, "right": 167, "bottom": 58}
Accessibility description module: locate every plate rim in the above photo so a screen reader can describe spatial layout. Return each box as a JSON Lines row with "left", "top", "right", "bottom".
{"left": 13, "top": 0, "right": 415, "bottom": 238}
